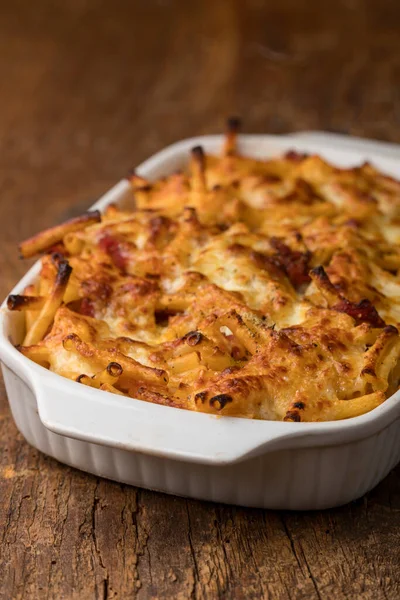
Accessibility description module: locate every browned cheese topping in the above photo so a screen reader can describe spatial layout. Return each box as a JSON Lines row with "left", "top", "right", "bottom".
{"left": 11, "top": 120, "right": 400, "bottom": 421}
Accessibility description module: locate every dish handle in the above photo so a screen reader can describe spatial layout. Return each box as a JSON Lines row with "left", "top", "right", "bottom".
{"left": 34, "top": 374, "right": 398, "bottom": 466}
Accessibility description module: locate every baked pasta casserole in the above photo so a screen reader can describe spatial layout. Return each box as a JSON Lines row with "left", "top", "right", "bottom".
{"left": 9, "top": 120, "right": 400, "bottom": 421}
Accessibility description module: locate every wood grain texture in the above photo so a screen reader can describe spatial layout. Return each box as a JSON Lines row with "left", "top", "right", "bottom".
{"left": 1, "top": 0, "right": 400, "bottom": 598}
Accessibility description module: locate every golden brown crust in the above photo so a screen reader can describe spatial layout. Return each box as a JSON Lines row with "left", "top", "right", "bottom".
{"left": 11, "top": 120, "right": 400, "bottom": 421}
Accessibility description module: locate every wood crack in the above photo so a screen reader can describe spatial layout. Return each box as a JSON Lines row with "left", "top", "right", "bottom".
{"left": 91, "top": 480, "right": 110, "bottom": 599}
{"left": 280, "top": 515, "right": 322, "bottom": 600}
{"left": 186, "top": 500, "right": 200, "bottom": 599}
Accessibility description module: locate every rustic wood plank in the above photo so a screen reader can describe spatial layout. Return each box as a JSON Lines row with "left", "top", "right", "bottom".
{"left": 1, "top": 0, "right": 400, "bottom": 598}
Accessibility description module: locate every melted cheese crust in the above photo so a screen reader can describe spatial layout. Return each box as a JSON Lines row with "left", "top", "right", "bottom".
{"left": 15, "top": 137, "right": 400, "bottom": 421}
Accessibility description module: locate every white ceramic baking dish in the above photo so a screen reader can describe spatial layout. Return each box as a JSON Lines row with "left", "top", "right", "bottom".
{"left": 1, "top": 132, "right": 400, "bottom": 510}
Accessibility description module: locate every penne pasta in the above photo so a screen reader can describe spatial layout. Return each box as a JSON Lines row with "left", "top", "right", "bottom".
{"left": 19, "top": 344, "right": 51, "bottom": 367}
{"left": 190, "top": 146, "right": 207, "bottom": 193}
{"left": 19, "top": 210, "right": 101, "bottom": 258}
{"left": 99, "top": 382, "right": 125, "bottom": 395}
{"left": 91, "top": 362, "right": 123, "bottom": 386}
{"left": 76, "top": 363, "right": 124, "bottom": 391}
{"left": 23, "top": 260, "right": 72, "bottom": 345}
{"left": 7, "top": 294, "right": 46, "bottom": 311}
{"left": 223, "top": 116, "right": 240, "bottom": 156}
{"left": 23, "top": 284, "right": 40, "bottom": 333}
{"left": 325, "top": 392, "right": 386, "bottom": 421}
{"left": 76, "top": 374, "right": 94, "bottom": 387}
{"left": 63, "top": 334, "right": 167, "bottom": 386}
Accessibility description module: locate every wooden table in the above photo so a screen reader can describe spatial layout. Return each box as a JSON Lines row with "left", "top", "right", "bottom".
{"left": 1, "top": 1, "right": 399, "bottom": 598}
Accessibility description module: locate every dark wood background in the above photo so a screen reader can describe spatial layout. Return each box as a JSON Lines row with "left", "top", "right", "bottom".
{"left": 1, "top": 1, "right": 400, "bottom": 598}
